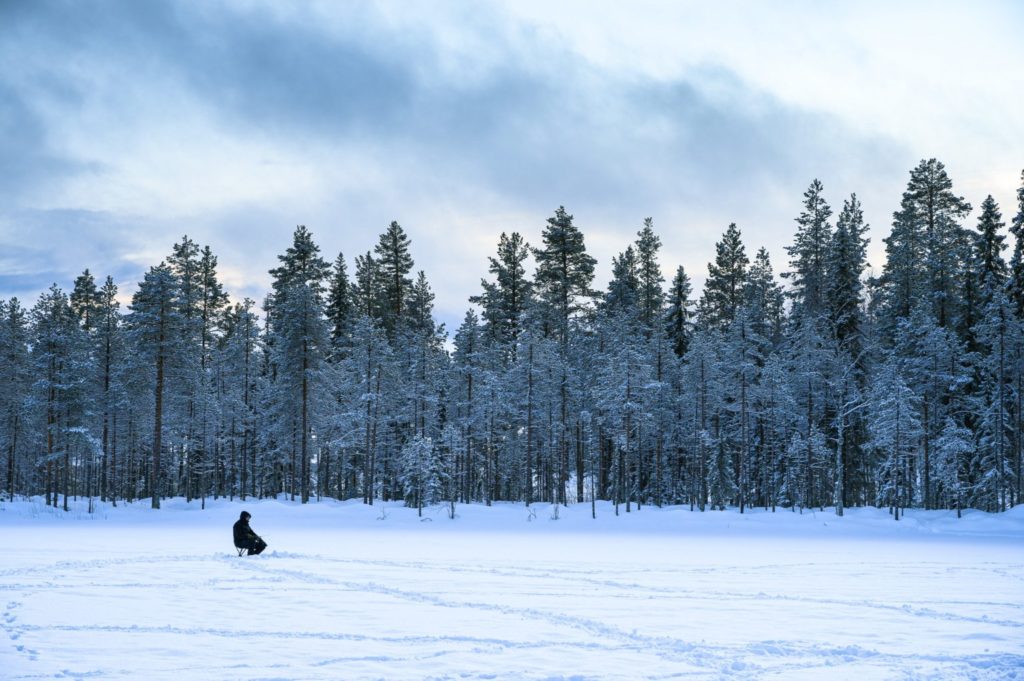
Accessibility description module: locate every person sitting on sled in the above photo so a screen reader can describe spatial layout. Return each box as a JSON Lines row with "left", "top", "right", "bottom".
{"left": 233, "top": 510, "right": 267, "bottom": 555}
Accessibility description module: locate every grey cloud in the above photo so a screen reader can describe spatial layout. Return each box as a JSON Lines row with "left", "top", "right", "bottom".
{"left": 0, "top": 82, "right": 90, "bottom": 203}
{"left": 4, "top": 1, "right": 906, "bottom": 211}
{"left": 0, "top": 1, "right": 912, "bottom": 316}
{"left": 0, "top": 209, "right": 149, "bottom": 301}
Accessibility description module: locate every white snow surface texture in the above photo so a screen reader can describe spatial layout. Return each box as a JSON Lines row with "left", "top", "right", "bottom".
{"left": 1, "top": 498, "right": 1022, "bottom": 681}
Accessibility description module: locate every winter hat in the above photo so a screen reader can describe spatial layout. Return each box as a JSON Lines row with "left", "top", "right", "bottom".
{"left": 240, "top": 511, "right": 251, "bottom": 520}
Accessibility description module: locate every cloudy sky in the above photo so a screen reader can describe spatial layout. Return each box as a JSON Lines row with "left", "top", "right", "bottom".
{"left": 2, "top": 0, "right": 1022, "bottom": 331}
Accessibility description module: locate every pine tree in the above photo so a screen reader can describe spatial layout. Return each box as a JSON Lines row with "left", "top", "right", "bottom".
{"left": 218, "top": 299, "right": 261, "bottom": 500}
{"left": 266, "top": 228, "right": 331, "bottom": 504}
{"left": 343, "top": 314, "right": 398, "bottom": 504}
{"left": 95, "top": 276, "right": 124, "bottom": 504}
{"left": 533, "top": 206, "right": 596, "bottom": 505}
{"left": 0, "top": 298, "right": 31, "bottom": 501}
{"left": 129, "top": 264, "right": 183, "bottom": 509}
{"left": 268, "top": 226, "right": 331, "bottom": 320}
{"left": 451, "top": 310, "right": 485, "bottom": 503}
{"left": 908, "top": 159, "right": 973, "bottom": 331}
{"left": 533, "top": 206, "right": 596, "bottom": 344}
{"left": 70, "top": 269, "right": 101, "bottom": 332}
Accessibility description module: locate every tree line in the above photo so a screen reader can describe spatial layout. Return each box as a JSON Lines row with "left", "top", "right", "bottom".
{"left": 2, "top": 159, "right": 1022, "bottom": 518}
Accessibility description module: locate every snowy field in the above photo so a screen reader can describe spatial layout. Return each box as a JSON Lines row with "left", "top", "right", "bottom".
{"left": 1, "top": 498, "right": 1022, "bottom": 681}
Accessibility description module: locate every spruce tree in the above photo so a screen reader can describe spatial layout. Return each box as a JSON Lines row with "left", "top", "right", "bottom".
{"left": 826, "top": 194, "right": 869, "bottom": 357}
{"left": 665, "top": 265, "right": 693, "bottom": 356}
{"left": 352, "top": 251, "right": 381, "bottom": 321}
{"left": 867, "top": 357, "right": 923, "bottom": 520}
{"left": 1008, "top": 170, "right": 1024, "bottom": 317}
{"left": 374, "top": 221, "right": 415, "bottom": 336}
{"left": 878, "top": 197, "right": 926, "bottom": 332}
{"left": 974, "top": 195, "right": 1008, "bottom": 303}
{"left": 698, "top": 223, "right": 748, "bottom": 331}
{"left": 785, "top": 179, "right": 833, "bottom": 324}
{"left": 603, "top": 246, "right": 639, "bottom": 316}
{"left": 326, "top": 252, "right": 353, "bottom": 349}
{"left": 744, "top": 247, "right": 785, "bottom": 349}
{"left": 635, "top": 218, "right": 665, "bottom": 332}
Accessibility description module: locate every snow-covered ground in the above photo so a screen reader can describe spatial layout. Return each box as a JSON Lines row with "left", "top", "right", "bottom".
{"left": 1, "top": 498, "right": 1022, "bottom": 680}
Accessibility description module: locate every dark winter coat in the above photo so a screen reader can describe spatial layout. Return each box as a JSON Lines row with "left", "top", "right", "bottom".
{"left": 233, "top": 518, "right": 258, "bottom": 547}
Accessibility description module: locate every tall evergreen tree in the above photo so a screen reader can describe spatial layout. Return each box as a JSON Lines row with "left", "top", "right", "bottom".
{"left": 352, "top": 251, "right": 381, "bottom": 321}
{"left": 129, "top": 264, "right": 183, "bottom": 509}
{"left": 603, "top": 246, "right": 639, "bottom": 316}
{"left": 826, "top": 194, "right": 870, "bottom": 356}
{"left": 878, "top": 198, "right": 926, "bottom": 331}
{"left": 974, "top": 195, "right": 1008, "bottom": 303}
{"left": 909, "top": 159, "right": 973, "bottom": 330}
{"left": 533, "top": 206, "right": 596, "bottom": 344}
{"left": 326, "top": 252, "right": 353, "bottom": 349}
{"left": 0, "top": 299, "right": 31, "bottom": 501}
{"left": 785, "top": 179, "right": 833, "bottom": 324}
{"left": 70, "top": 269, "right": 101, "bottom": 332}
{"left": 266, "top": 227, "right": 331, "bottom": 503}
{"left": 32, "top": 285, "right": 93, "bottom": 510}
{"left": 95, "top": 276, "right": 124, "bottom": 504}
{"left": 744, "top": 247, "right": 785, "bottom": 349}
{"left": 665, "top": 265, "right": 693, "bottom": 357}
{"left": 470, "top": 232, "right": 532, "bottom": 349}
{"left": 1008, "top": 170, "right": 1024, "bottom": 317}
{"left": 698, "top": 223, "right": 748, "bottom": 331}
{"left": 635, "top": 218, "right": 665, "bottom": 332}
{"left": 867, "top": 357, "right": 923, "bottom": 520}
{"left": 374, "top": 221, "right": 415, "bottom": 336}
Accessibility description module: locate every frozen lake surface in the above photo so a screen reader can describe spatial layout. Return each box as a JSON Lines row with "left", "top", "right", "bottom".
{"left": 2, "top": 498, "right": 1022, "bottom": 680}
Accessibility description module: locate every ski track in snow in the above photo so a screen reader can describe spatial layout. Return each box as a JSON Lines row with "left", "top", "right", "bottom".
{"left": 2, "top": 502, "right": 1023, "bottom": 680}
{"left": 3, "top": 552, "right": 1023, "bottom": 680}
